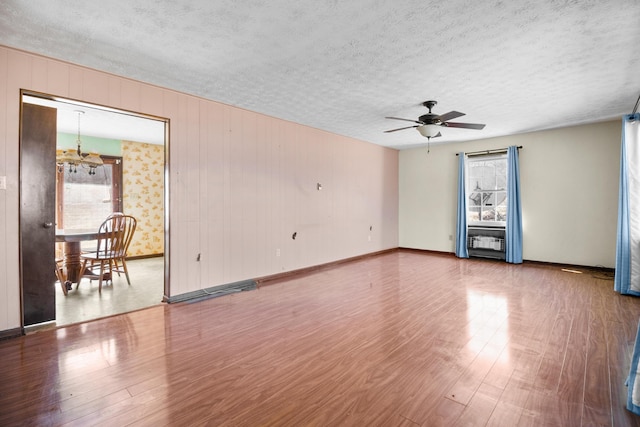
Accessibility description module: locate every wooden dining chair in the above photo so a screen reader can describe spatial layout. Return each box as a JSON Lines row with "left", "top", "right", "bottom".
{"left": 54, "top": 242, "right": 73, "bottom": 295}
{"left": 55, "top": 258, "right": 69, "bottom": 296}
{"left": 107, "top": 212, "right": 136, "bottom": 284}
{"left": 78, "top": 214, "right": 137, "bottom": 293}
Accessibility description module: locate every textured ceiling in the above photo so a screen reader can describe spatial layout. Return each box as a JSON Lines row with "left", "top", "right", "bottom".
{"left": 1, "top": 0, "right": 639, "bottom": 149}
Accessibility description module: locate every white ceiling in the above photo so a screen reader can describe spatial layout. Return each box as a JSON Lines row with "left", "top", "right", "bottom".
{"left": 2, "top": 0, "right": 640, "bottom": 149}
{"left": 23, "top": 95, "right": 166, "bottom": 145}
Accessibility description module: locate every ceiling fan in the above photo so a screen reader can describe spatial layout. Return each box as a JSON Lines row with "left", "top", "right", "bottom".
{"left": 385, "top": 100, "right": 486, "bottom": 139}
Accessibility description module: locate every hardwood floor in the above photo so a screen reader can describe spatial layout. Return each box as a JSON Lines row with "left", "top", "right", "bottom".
{"left": 1, "top": 250, "right": 639, "bottom": 426}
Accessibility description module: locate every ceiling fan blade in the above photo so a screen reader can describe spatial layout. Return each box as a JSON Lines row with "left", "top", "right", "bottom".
{"left": 385, "top": 116, "right": 422, "bottom": 124}
{"left": 384, "top": 125, "right": 419, "bottom": 133}
{"left": 443, "top": 122, "right": 486, "bottom": 130}
{"left": 436, "top": 111, "right": 465, "bottom": 122}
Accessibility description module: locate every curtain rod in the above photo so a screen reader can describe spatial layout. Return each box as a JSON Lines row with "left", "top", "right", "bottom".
{"left": 632, "top": 93, "right": 640, "bottom": 116}
{"left": 455, "top": 146, "right": 523, "bottom": 157}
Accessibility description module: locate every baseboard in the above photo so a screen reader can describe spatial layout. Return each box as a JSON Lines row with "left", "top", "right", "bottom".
{"left": 0, "top": 327, "right": 23, "bottom": 341}
{"left": 398, "top": 247, "right": 456, "bottom": 257}
{"left": 398, "top": 246, "right": 614, "bottom": 274}
{"left": 127, "top": 253, "right": 163, "bottom": 260}
{"left": 256, "top": 248, "right": 397, "bottom": 287}
{"left": 522, "top": 259, "right": 614, "bottom": 273}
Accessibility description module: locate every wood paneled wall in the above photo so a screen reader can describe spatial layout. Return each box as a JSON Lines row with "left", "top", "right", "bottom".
{"left": 0, "top": 46, "right": 399, "bottom": 332}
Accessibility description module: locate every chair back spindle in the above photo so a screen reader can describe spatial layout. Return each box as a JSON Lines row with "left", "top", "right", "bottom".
{"left": 78, "top": 214, "right": 137, "bottom": 293}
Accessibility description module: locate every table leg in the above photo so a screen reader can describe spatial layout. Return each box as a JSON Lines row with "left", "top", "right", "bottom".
{"left": 63, "top": 241, "right": 82, "bottom": 284}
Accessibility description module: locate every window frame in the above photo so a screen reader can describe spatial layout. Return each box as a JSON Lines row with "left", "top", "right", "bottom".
{"left": 55, "top": 155, "right": 123, "bottom": 230}
{"left": 466, "top": 153, "right": 508, "bottom": 228}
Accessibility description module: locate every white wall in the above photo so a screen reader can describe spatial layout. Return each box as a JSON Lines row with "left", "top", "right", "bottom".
{"left": 400, "top": 121, "right": 621, "bottom": 268}
{"left": 0, "top": 46, "right": 399, "bottom": 332}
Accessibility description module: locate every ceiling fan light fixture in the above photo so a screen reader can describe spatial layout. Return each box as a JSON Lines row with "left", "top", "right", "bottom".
{"left": 417, "top": 124, "right": 440, "bottom": 138}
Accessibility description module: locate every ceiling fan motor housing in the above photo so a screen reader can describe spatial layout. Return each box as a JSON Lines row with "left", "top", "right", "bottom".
{"left": 418, "top": 114, "right": 440, "bottom": 124}
{"left": 419, "top": 100, "right": 440, "bottom": 124}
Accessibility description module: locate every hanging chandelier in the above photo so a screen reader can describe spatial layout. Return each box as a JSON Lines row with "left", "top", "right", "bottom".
{"left": 56, "top": 110, "right": 103, "bottom": 175}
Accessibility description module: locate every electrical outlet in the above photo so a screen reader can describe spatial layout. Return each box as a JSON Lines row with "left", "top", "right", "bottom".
{"left": 276, "top": 248, "right": 281, "bottom": 257}
{"left": 368, "top": 235, "right": 371, "bottom": 241}
{"left": 449, "top": 234, "right": 453, "bottom": 241}
{"left": 0, "top": 176, "right": 5, "bottom": 190}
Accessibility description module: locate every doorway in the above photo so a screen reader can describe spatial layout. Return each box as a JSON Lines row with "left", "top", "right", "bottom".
{"left": 20, "top": 90, "right": 169, "bottom": 328}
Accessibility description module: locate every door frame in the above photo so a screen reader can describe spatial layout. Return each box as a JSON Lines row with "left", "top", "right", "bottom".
{"left": 19, "top": 89, "right": 171, "bottom": 327}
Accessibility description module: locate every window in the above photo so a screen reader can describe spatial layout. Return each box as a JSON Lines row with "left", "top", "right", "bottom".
{"left": 467, "top": 154, "right": 507, "bottom": 226}
{"left": 56, "top": 156, "right": 123, "bottom": 231}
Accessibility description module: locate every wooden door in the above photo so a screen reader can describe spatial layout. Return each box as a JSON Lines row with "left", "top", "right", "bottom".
{"left": 20, "top": 102, "right": 57, "bottom": 326}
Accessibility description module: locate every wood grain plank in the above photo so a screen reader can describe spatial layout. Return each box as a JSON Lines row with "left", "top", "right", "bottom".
{"left": 0, "top": 252, "right": 638, "bottom": 426}
{"left": 420, "top": 397, "right": 466, "bottom": 427}
{"left": 531, "top": 311, "right": 572, "bottom": 393}
{"left": 582, "top": 283, "right": 613, "bottom": 426}
{"left": 453, "top": 382, "right": 502, "bottom": 426}
{"left": 607, "top": 318, "right": 640, "bottom": 427}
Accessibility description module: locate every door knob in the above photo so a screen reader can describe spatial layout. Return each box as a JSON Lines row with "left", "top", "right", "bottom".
{"left": 43, "top": 222, "right": 53, "bottom": 228}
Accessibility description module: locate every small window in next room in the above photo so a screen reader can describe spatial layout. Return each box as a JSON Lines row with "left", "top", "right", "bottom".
{"left": 467, "top": 154, "right": 507, "bottom": 227}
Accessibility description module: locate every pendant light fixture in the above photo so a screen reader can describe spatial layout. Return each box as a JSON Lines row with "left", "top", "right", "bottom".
{"left": 56, "top": 110, "right": 104, "bottom": 175}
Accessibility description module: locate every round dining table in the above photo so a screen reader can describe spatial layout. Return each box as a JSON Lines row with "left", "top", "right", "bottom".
{"left": 55, "top": 229, "right": 102, "bottom": 284}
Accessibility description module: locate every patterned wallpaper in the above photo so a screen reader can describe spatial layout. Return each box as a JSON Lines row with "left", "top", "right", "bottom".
{"left": 122, "top": 141, "right": 165, "bottom": 257}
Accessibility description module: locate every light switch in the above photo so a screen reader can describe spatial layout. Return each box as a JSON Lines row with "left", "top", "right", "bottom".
{"left": 0, "top": 176, "right": 6, "bottom": 190}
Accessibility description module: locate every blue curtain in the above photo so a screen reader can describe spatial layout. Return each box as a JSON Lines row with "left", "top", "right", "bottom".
{"left": 455, "top": 153, "right": 468, "bottom": 258}
{"left": 615, "top": 114, "right": 640, "bottom": 295}
{"left": 615, "top": 115, "right": 640, "bottom": 416}
{"left": 505, "top": 146, "right": 523, "bottom": 264}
